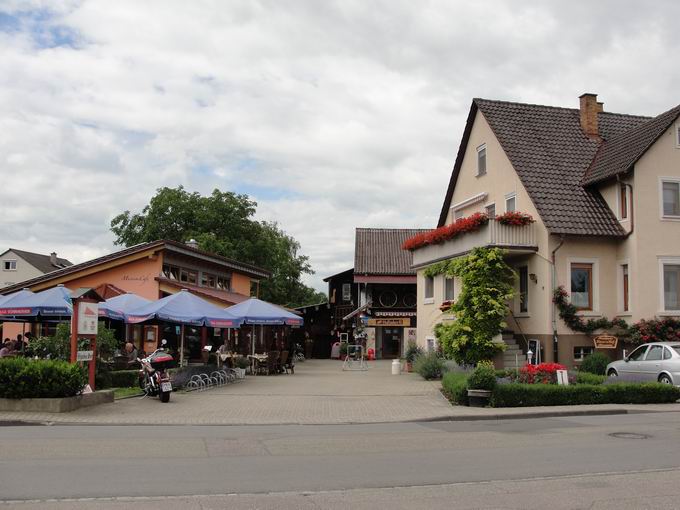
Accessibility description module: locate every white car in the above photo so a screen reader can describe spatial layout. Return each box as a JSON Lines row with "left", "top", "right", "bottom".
{"left": 606, "top": 342, "right": 680, "bottom": 385}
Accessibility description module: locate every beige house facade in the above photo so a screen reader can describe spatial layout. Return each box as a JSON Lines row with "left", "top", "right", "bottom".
{"left": 0, "top": 249, "right": 72, "bottom": 289}
{"left": 411, "top": 94, "right": 680, "bottom": 369}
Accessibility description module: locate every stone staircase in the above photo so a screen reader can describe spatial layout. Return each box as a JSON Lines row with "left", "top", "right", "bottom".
{"left": 501, "top": 332, "right": 527, "bottom": 369}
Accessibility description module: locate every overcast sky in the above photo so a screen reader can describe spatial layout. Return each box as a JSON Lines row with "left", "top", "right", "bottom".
{"left": 1, "top": 0, "right": 679, "bottom": 291}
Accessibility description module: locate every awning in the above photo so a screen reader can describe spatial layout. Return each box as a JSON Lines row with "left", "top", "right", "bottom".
{"left": 342, "top": 301, "right": 371, "bottom": 322}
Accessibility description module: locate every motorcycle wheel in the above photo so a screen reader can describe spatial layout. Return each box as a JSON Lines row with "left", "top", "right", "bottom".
{"left": 159, "top": 390, "right": 170, "bottom": 403}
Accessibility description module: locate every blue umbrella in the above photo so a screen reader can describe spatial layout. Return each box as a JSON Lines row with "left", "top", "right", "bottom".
{"left": 0, "top": 285, "right": 71, "bottom": 319}
{"left": 99, "top": 293, "right": 152, "bottom": 321}
{"left": 0, "top": 288, "right": 34, "bottom": 310}
{"left": 125, "top": 289, "right": 243, "bottom": 328}
{"left": 224, "top": 298, "right": 303, "bottom": 326}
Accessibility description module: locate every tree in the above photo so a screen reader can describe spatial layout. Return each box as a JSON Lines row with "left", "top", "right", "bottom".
{"left": 110, "top": 186, "right": 326, "bottom": 307}
{"left": 430, "top": 247, "right": 515, "bottom": 365}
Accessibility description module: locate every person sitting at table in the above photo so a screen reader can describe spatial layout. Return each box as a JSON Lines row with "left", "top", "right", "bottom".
{"left": 217, "top": 340, "right": 230, "bottom": 367}
{"left": 124, "top": 342, "right": 138, "bottom": 365}
{"left": 0, "top": 339, "right": 15, "bottom": 358}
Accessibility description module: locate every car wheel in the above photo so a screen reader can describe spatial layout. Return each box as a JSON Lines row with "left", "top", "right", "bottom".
{"left": 659, "top": 374, "right": 673, "bottom": 385}
{"left": 607, "top": 369, "right": 618, "bottom": 377}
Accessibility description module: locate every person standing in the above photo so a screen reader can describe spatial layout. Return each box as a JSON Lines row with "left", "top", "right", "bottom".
{"left": 304, "top": 331, "right": 314, "bottom": 359}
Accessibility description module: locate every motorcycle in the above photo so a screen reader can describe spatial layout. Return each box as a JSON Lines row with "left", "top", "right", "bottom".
{"left": 137, "top": 341, "right": 173, "bottom": 403}
{"left": 294, "top": 342, "right": 305, "bottom": 362}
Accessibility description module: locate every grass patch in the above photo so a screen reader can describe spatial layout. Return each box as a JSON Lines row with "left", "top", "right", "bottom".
{"left": 113, "top": 387, "right": 143, "bottom": 399}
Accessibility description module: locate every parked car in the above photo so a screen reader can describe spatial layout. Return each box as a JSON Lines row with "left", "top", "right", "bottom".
{"left": 606, "top": 343, "right": 680, "bottom": 385}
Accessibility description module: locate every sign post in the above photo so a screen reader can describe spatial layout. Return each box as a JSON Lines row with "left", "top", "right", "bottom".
{"left": 70, "top": 289, "right": 105, "bottom": 391}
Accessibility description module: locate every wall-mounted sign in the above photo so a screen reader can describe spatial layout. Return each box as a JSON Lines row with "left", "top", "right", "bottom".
{"left": 593, "top": 335, "right": 618, "bottom": 349}
{"left": 76, "top": 302, "right": 99, "bottom": 336}
{"left": 367, "top": 318, "right": 411, "bottom": 327}
{"left": 374, "top": 311, "right": 417, "bottom": 317}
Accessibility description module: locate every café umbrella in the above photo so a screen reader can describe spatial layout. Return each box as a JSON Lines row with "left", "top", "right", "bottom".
{"left": 125, "top": 289, "right": 244, "bottom": 365}
{"left": 98, "top": 293, "right": 152, "bottom": 322}
{"left": 0, "top": 285, "right": 72, "bottom": 321}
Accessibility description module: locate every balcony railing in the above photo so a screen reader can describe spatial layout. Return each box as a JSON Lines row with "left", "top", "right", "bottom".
{"left": 411, "top": 222, "right": 538, "bottom": 268}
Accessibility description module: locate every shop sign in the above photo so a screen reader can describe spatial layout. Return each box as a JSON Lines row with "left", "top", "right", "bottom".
{"left": 367, "top": 318, "right": 410, "bottom": 327}
{"left": 593, "top": 335, "right": 618, "bottom": 349}
{"left": 77, "top": 302, "right": 99, "bottom": 336}
{"left": 374, "top": 311, "right": 417, "bottom": 317}
{"left": 76, "top": 350, "right": 94, "bottom": 362}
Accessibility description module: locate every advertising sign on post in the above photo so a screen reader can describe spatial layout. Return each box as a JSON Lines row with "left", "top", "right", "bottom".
{"left": 77, "top": 302, "right": 99, "bottom": 336}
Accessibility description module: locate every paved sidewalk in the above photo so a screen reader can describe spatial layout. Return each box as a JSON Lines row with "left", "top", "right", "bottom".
{"left": 1, "top": 359, "right": 680, "bottom": 425}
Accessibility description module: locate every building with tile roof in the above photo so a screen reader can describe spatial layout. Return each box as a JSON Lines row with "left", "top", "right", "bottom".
{"left": 0, "top": 248, "right": 72, "bottom": 289}
{"left": 409, "top": 93, "right": 680, "bottom": 368}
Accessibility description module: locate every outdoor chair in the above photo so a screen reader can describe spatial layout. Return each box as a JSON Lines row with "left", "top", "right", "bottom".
{"left": 267, "top": 351, "right": 280, "bottom": 375}
{"left": 279, "top": 350, "right": 289, "bottom": 374}
{"left": 254, "top": 356, "right": 269, "bottom": 376}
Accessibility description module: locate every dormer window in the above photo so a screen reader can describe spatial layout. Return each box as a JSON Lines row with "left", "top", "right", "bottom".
{"left": 476, "top": 144, "right": 487, "bottom": 176}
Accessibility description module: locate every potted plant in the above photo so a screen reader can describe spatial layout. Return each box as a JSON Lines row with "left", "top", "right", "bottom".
{"left": 233, "top": 357, "right": 249, "bottom": 379}
{"left": 404, "top": 341, "right": 424, "bottom": 372}
{"left": 466, "top": 361, "right": 497, "bottom": 407}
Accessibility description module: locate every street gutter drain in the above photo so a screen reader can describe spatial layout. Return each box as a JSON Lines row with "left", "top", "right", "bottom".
{"left": 608, "top": 432, "right": 651, "bottom": 440}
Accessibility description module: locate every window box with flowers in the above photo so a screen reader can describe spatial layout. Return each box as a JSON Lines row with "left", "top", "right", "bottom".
{"left": 494, "top": 211, "right": 535, "bottom": 226}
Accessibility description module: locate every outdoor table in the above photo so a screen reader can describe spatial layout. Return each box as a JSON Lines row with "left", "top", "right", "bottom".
{"left": 247, "top": 354, "right": 268, "bottom": 375}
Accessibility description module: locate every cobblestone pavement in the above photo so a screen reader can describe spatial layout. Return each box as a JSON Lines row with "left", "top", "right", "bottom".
{"left": 0, "top": 360, "right": 456, "bottom": 425}
{"left": 2, "top": 359, "right": 680, "bottom": 425}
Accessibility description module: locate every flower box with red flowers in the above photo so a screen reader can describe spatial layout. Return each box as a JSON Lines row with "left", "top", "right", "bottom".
{"left": 402, "top": 213, "right": 489, "bottom": 251}
{"left": 494, "top": 211, "right": 535, "bottom": 226}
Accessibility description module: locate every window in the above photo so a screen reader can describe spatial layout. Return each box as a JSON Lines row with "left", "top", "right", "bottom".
{"left": 250, "top": 280, "right": 259, "bottom": 297}
{"left": 476, "top": 144, "right": 487, "bottom": 176}
{"left": 622, "top": 264, "right": 629, "bottom": 312}
{"left": 444, "top": 277, "right": 454, "bottom": 301}
{"left": 424, "top": 276, "right": 434, "bottom": 300}
{"left": 620, "top": 184, "right": 628, "bottom": 220}
{"left": 570, "top": 263, "right": 593, "bottom": 310}
{"left": 518, "top": 266, "right": 528, "bottom": 313}
{"left": 646, "top": 345, "right": 664, "bottom": 361}
{"left": 485, "top": 203, "right": 496, "bottom": 219}
{"left": 677, "top": 124, "right": 680, "bottom": 147}
{"left": 663, "top": 263, "right": 680, "bottom": 311}
{"left": 628, "top": 345, "right": 648, "bottom": 361}
{"left": 180, "top": 268, "right": 197, "bottom": 285}
{"left": 505, "top": 193, "right": 516, "bottom": 212}
{"left": 664, "top": 347, "right": 672, "bottom": 360}
{"left": 3, "top": 260, "right": 17, "bottom": 271}
{"left": 216, "top": 276, "right": 231, "bottom": 291}
{"left": 662, "top": 180, "right": 680, "bottom": 217}
{"left": 201, "top": 273, "right": 216, "bottom": 288}
{"left": 573, "top": 346, "right": 594, "bottom": 361}
{"left": 342, "top": 283, "right": 351, "bottom": 302}
{"left": 453, "top": 209, "right": 465, "bottom": 221}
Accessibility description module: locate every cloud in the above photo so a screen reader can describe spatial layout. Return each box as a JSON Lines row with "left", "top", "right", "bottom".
{"left": 0, "top": 0, "right": 679, "bottom": 291}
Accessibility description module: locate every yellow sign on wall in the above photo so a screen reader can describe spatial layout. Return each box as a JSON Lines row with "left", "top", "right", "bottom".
{"left": 367, "top": 318, "right": 411, "bottom": 327}
{"left": 593, "top": 335, "right": 618, "bottom": 349}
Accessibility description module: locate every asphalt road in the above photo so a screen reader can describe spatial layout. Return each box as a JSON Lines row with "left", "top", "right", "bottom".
{"left": 2, "top": 412, "right": 680, "bottom": 508}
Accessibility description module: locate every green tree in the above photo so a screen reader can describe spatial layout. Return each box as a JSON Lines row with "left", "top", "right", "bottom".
{"left": 110, "top": 186, "right": 326, "bottom": 307}
{"left": 430, "top": 247, "right": 515, "bottom": 365}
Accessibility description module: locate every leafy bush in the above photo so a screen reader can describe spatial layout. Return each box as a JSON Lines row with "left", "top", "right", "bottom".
{"left": 495, "top": 368, "right": 519, "bottom": 379}
{"left": 25, "top": 323, "right": 71, "bottom": 360}
{"left": 234, "top": 357, "right": 250, "bottom": 369}
{"left": 404, "top": 341, "right": 424, "bottom": 363}
{"left": 516, "top": 362, "right": 566, "bottom": 384}
{"left": 578, "top": 352, "right": 610, "bottom": 375}
{"left": 575, "top": 372, "right": 606, "bottom": 385}
{"left": 491, "top": 382, "right": 680, "bottom": 407}
{"left": 630, "top": 317, "right": 680, "bottom": 344}
{"left": 109, "top": 370, "right": 139, "bottom": 388}
{"left": 441, "top": 372, "right": 469, "bottom": 405}
{"left": 413, "top": 351, "right": 444, "bottom": 380}
{"left": 0, "top": 358, "right": 87, "bottom": 399}
{"left": 467, "top": 361, "right": 497, "bottom": 391}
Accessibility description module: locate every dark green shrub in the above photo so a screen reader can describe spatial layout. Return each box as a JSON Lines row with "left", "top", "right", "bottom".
{"left": 467, "top": 362, "right": 497, "bottom": 391}
{"left": 491, "top": 382, "right": 680, "bottom": 407}
{"left": 110, "top": 370, "right": 139, "bottom": 388}
{"left": 0, "top": 358, "right": 87, "bottom": 399}
{"left": 234, "top": 357, "right": 250, "bottom": 369}
{"left": 413, "top": 352, "right": 444, "bottom": 380}
{"left": 575, "top": 372, "right": 606, "bottom": 385}
{"left": 442, "top": 372, "right": 469, "bottom": 405}
{"left": 495, "top": 368, "right": 518, "bottom": 379}
{"left": 404, "top": 342, "right": 424, "bottom": 363}
{"left": 579, "top": 352, "right": 610, "bottom": 375}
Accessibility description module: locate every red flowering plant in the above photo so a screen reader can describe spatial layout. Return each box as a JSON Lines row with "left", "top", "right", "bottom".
{"left": 402, "top": 213, "right": 489, "bottom": 251}
{"left": 515, "top": 362, "right": 567, "bottom": 384}
{"left": 494, "top": 211, "right": 535, "bottom": 226}
{"left": 629, "top": 318, "right": 680, "bottom": 344}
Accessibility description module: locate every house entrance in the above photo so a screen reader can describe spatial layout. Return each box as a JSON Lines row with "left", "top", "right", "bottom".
{"left": 381, "top": 327, "right": 403, "bottom": 359}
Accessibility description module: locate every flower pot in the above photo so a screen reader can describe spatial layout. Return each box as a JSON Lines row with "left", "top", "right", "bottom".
{"left": 234, "top": 367, "right": 246, "bottom": 379}
{"left": 467, "top": 389, "right": 492, "bottom": 407}
{"left": 406, "top": 362, "right": 413, "bottom": 373}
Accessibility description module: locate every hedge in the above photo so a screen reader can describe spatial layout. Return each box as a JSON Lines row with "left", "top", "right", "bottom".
{"left": 0, "top": 358, "right": 87, "bottom": 399}
{"left": 442, "top": 372, "right": 469, "bottom": 405}
{"left": 491, "top": 382, "right": 680, "bottom": 407}
{"left": 575, "top": 372, "right": 606, "bottom": 385}
{"left": 110, "top": 370, "right": 139, "bottom": 388}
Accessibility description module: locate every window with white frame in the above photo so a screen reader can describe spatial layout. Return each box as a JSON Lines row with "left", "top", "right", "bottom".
{"left": 453, "top": 209, "right": 465, "bottom": 221}
{"left": 662, "top": 260, "right": 680, "bottom": 312}
{"left": 676, "top": 124, "right": 680, "bottom": 148}
{"left": 505, "top": 193, "right": 516, "bottom": 212}
{"left": 426, "top": 336, "right": 436, "bottom": 352}
{"left": 476, "top": 144, "right": 487, "bottom": 176}
{"left": 485, "top": 203, "right": 496, "bottom": 219}
{"left": 443, "top": 276, "right": 454, "bottom": 301}
{"left": 3, "top": 260, "right": 17, "bottom": 271}
{"left": 424, "top": 275, "right": 434, "bottom": 300}
{"left": 573, "top": 346, "right": 594, "bottom": 361}
{"left": 661, "top": 179, "right": 680, "bottom": 218}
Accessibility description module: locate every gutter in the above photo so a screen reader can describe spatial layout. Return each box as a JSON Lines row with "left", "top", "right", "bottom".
{"left": 551, "top": 235, "right": 565, "bottom": 363}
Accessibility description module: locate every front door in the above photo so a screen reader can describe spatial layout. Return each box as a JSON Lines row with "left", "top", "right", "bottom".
{"left": 381, "top": 328, "right": 403, "bottom": 359}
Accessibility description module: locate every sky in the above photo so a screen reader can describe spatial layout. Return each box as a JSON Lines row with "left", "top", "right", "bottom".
{"left": 1, "top": 0, "right": 679, "bottom": 291}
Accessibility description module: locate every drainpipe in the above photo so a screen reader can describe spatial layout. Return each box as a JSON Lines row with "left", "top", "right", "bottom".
{"left": 551, "top": 235, "right": 565, "bottom": 363}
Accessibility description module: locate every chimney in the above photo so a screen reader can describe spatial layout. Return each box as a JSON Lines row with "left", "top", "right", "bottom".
{"left": 50, "top": 252, "right": 57, "bottom": 266}
{"left": 186, "top": 239, "right": 199, "bottom": 249}
{"left": 579, "top": 93, "right": 602, "bottom": 139}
